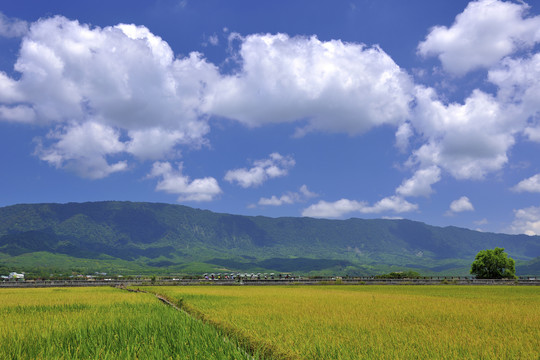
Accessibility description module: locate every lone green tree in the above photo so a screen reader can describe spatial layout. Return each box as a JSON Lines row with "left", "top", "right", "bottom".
{"left": 470, "top": 247, "right": 516, "bottom": 279}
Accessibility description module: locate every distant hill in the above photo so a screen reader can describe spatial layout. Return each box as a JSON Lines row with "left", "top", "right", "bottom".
{"left": 0, "top": 201, "right": 539, "bottom": 276}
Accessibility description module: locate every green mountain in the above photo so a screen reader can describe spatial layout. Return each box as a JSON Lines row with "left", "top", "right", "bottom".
{"left": 0, "top": 201, "right": 539, "bottom": 276}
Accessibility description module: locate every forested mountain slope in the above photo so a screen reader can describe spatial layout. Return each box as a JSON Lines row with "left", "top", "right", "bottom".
{"left": 0, "top": 201, "right": 538, "bottom": 276}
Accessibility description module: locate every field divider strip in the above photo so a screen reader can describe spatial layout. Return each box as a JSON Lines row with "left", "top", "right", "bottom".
{"left": 117, "top": 285, "right": 260, "bottom": 360}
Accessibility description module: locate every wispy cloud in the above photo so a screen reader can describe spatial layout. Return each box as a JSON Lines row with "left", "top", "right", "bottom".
{"left": 258, "top": 185, "right": 318, "bottom": 206}
{"left": 0, "top": 12, "right": 28, "bottom": 38}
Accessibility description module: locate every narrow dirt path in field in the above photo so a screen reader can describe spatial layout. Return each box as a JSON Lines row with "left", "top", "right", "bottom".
{"left": 155, "top": 293, "right": 182, "bottom": 310}
{"left": 116, "top": 285, "right": 261, "bottom": 360}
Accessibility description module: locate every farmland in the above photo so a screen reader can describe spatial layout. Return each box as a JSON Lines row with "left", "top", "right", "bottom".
{"left": 1, "top": 285, "right": 539, "bottom": 359}
{"left": 143, "top": 285, "right": 540, "bottom": 359}
{"left": 0, "top": 287, "right": 254, "bottom": 359}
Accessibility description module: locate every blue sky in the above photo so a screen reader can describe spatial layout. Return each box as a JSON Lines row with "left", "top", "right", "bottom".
{"left": 1, "top": 0, "right": 540, "bottom": 235}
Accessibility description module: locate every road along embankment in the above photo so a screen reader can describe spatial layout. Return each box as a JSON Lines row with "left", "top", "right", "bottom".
{"left": 1, "top": 277, "right": 539, "bottom": 288}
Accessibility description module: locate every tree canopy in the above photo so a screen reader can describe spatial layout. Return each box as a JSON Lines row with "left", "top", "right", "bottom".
{"left": 470, "top": 247, "right": 516, "bottom": 279}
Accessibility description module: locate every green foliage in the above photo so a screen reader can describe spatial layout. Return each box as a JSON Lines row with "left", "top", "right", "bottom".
{"left": 375, "top": 270, "right": 421, "bottom": 279}
{"left": 470, "top": 247, "right": 516, "bottom": 279}
{"left": 207, "top": 257, "right": 354, "bottom": 272}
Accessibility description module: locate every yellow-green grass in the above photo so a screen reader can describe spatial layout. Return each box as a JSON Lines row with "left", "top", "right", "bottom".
{"left": 143, "top": 285, "right": 540, "bottom": 360}
{"left": 0, "top": 287, "right": 255, "bottom": 359}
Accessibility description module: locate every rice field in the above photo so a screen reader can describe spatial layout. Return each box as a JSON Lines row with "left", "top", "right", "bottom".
{"left": 2, "top": 285, "right": 539, "bottom": 359}
{"left": 0, "top": 287, "right": 255, "bottom": 359}
{"left": 143, "top": 285, "right": 540, "bottom": 360}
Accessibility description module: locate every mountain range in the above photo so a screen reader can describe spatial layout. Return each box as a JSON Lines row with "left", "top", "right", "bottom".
{"left": 0, "top": 201, "right": 539, "bottom": 277}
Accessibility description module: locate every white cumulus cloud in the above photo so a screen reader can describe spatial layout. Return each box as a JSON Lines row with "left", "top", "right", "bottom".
{"left": 225, "top": 153, "right": 295, "bottom": 188}
{"left": 302, "top": 199, "right": 367, "bottom": 218}
{"left": 418, "top": 0, "right": 540, "bottom": 75}
{"left": 448, "top": 196, "right": 475, "bottom": 214}
{"left": 148, "top": 162, "right": 222, "bottom": 202}
{"left": 489, "top": 53, "right": 540, "bottom": 142}
{"left": 0, "top": 15, "right": 219, "bottom": 176}
{"left": 35, "top": 121, "right": 128, "bottom": 179}
{"left": 365, "top": 196, "right": 419, "bottom": 214}
{"left": 396, "top": 166, "right": 441, "bottom": 197}
{"left": 410, "top": 87, "right": 515, "bottom": 180}
{"left": 512, "top": 173, "right": 540, "bottom": 193}
{"left": 510, "top": 206, "right": 540, "bottom": 235}
{"left": 302, "top": 196, "right": 417, "bottom": 218}
{"left": 207, "top": 33, "right": 413, "bottom": 136}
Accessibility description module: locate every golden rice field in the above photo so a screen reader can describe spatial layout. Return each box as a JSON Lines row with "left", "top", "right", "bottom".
{"left": 142, "top": 285, "right": 540, "bottom": 360}
{"left": 0, "top": 287, "right": 255, "bottom": 359}
{"left": 2, "top": 285, "right": 539, "bottom": 359}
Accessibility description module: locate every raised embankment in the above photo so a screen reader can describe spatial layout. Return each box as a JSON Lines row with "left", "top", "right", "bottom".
{"left": 1, "top": 277, "right": 539, "bottom": 287}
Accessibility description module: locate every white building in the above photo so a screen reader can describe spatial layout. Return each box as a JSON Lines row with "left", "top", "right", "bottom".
{"left": 9, "top": 272, "right": 24, "bottom": 280}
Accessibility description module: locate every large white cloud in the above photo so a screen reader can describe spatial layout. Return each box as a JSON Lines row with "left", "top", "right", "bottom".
{"left": 148, "top": 161, "right": 222, "bottom": 202}
{"left": 418, "top": 0, "right": 540, "bottom": 75}
{"left": 510, "top": 206, "right": 540, "bottom": 235}
{"left": 489, "top": 53, "right": 540, "bottom": 142}
{"left": 409, "top": 87, "right": 516, "bottom": 180}
{"left": 0, "top": 19, "right": 415, "bottom": 142}
{"left": 208, "top": 33, "right": 414, "bottom": 136}
{"left": 225, "top": 153, "right": 295, "bottom": 188}
{"left": 0, "top": 15, "right": 219, "bottom": 176}
{"left": 408, "top": 0, "right": 540, "bottom": 200}
{"left": 35, "top": 121, "right": 128, "bottom": 179}
{"left": 0, "top": 16, "right": 415, "bottom": 183}
{"left": 302, "top": 196, "right": 417, "bottom": 218}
